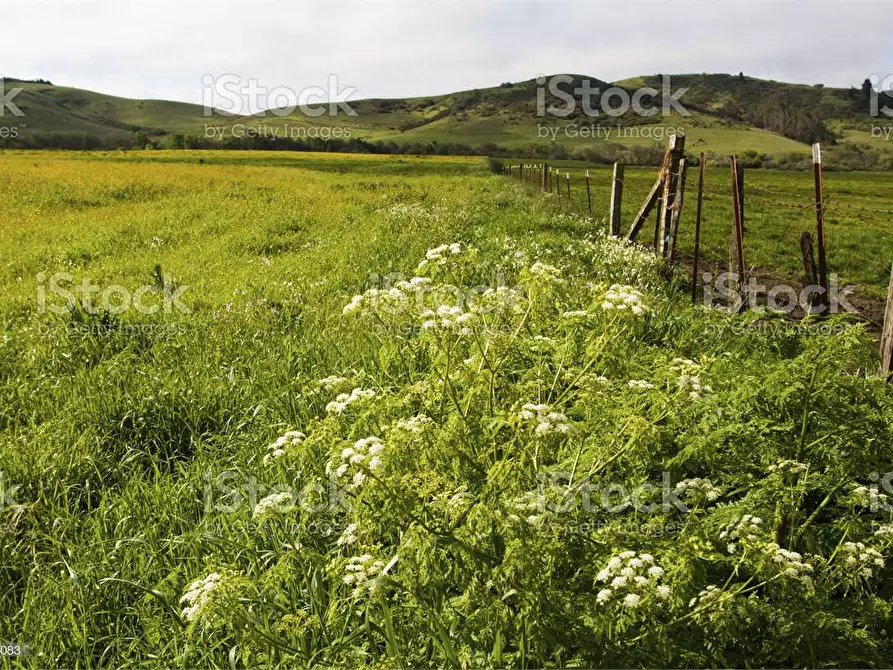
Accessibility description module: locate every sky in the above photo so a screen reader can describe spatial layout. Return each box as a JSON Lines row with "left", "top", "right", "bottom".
{"left": 3, "top": 0, "right": 892, "bottom": 105}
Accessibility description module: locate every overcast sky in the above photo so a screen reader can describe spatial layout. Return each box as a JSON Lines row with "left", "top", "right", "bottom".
{"left": 3, "top": 0, "right": 891, "bottom": 104}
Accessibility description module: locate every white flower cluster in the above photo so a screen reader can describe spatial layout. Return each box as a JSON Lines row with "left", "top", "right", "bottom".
{"left": 332, "top": 436, "right": 384, "bottom": 487}
{"left": 392, "top": 414, "right": 432, "bottom": 434}
{"left": 670, "top": 358, "right": 712, "bottom": 399}
{"left": 420, "top": 304, "right": 475, "bottom": 333}
{"left": 765, "top": 543, "right": 814, "bottom": 585}
{"left": 601, "top": 285, "right": 647, "bottom": 316}
{"left": 841, "top": 541, "right": 885, "bottom": 579}
{"left": 677, "top": 374, "right": 713, "bottom": 400}
{"left": 504, "top": 491, "right": 547, "bottom": 526}
{"left": 343, "top": 554, "right": 387, "bottom": 598}
{"left": 874, "top": 524, "right": 893, "bottom": 538}
{"left": 263, "top": 430, "right": 306, "bottom": 465}
{"left": 342, "top": 277, "right": 434, "bottom": 317}
{"left": 478, "top": 285, "right": 524, "bottom": 313}
{"left": 528, "top": 262, "right": 563, "bottom": 283}
{"left": 342, "top": 287, "right": 407, "bottom": 316}
{"left": 768, "top": 460, "right": 809, "bottom": 475}
{"left": 336, "top": 523, "right": 358, "bottom": 547}
{"left": 418, "top": 243, "right": 463, "bottom": 270}
{"left": 180, "top": 572, "right": 223, "bottom": 622}
{"left": 628, "top": 379, "right": 655, "bottom": 390}
{"left": 688, "top": 584, "right": 722, "bottom": 609}
{"left": 326, "top": 388, "right": 376, "bottom": 415}
{"left": 674, "top": 478, "right": 721, "bottom": 504}
{"left": 519, "top": 403, "right": 571, "bottom": 436}
{"left": 253, "top": 492, "right": 294, "bottom": 518}
{"left": 317, "top": 375, "right": 348, "bottom": 390}
{"left": 595, "top": 551, "right": 669, "bottom": 608}
{"left": 586, "top": 238, "right": 662, "bottom": 290}
{"left": 849, "top": 485, "right": 890, "bottom": 510}
{"left": 719, "top": 514, "right": 764, "bottom": 554}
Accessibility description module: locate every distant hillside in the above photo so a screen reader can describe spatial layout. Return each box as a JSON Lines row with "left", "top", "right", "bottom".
{"left": 2, "top": 74, "right": 892, "bottom": 168}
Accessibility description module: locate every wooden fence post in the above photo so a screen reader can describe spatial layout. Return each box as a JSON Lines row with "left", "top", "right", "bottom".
{"left": 667, "top": 158, "right": 688, "bottom": 262}
{"left": 653, "top": 199, "right": 662, "bottom": 248}
{"left": 609, "top": 163, "right": 624, "bottom": 236}
{"left": 800, "top": 232, "right": 820, "bottom": 313}
{"left": 730, "top": 155, "right": 746, "bottom": 284}
{"left": 813, "top": 143, "right": 829, "bottom": 313}
{"left": 585, "top": 169, "right": 592, "bottom": 217}
{"left": 659, "top": 134, "right": 686, "bottom": 256}
{"left": 626, "top": 174, "right": 665, "bottom": 242}
{"left": 881, "top": 266, "right": 893, "bottom": 376}
{"left": 542, "top": 163, "right": 548, "bottom": 192}
{"left": 566, "top": 172, "right": 571, "bottom": 200}
{"left": 691, "top": 155, "right": 706, "bottom": 304}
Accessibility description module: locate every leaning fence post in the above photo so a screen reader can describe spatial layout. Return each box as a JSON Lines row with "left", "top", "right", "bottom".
{"left": 691, "top": 155, "right": 706, "bottom": 303}
{"left": 610, "top": 163, "right": 624, "bottom": 236}
{"left": 881, "top": 266, "right": 893, "bottom": 376}
{"left": 585, "top": 169, "right": 592, "bottom": 217}
{"left": 813, "top": 143, "right": 829, "bottom": 313}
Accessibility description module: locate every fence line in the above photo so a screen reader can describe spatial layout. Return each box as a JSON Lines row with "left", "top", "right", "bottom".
{"left": 499, "top": 139, "right": 893, "bottom": 375}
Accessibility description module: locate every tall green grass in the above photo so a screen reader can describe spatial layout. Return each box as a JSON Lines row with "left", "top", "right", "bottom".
{"left": 1, "top": 151, "right": 892, "bottom": 667}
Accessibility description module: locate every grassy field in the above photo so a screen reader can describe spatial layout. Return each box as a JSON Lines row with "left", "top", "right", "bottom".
{"left": 2, "top": 151, "right": 893, "bottom": 667}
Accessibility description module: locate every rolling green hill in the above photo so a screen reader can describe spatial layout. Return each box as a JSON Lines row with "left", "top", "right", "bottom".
{"left": 2, "top": 74, "right": 892, "bottom": 166}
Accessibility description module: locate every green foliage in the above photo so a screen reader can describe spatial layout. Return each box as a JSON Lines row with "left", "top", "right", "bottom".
{"left": 1, "top": 151, "right": 892, "bottom": 667}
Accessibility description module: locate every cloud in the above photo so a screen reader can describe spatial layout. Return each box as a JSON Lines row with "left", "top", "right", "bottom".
{"left": 2, "top": 0, "right": 889, "bottom": 103}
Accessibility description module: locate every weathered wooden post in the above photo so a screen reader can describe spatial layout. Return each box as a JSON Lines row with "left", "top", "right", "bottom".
{"left": 609, "top": 163, "right": 624, "bottom": 236}
{"left": 658, "top": 134, "right": 685, "bottom": 256}
{"left": 627, "top": 174, "right": 664, "bottom": 242}
{"left": 813, "top": 143, "right": 829, "bottom": 313}
{"left": 542, "top": 163, "right": 548, "bottom": 192}
{"left": 566, "top": 172, "right": 571, "bottom": 200}
{"left": 585, "top": 169, "right": 592, "bottom": 217}
{"left": 800, "top": 232, "right": 820, "bottom": 313}
{"left": 881, "top": 266, "right": 893, "bottom": 376}
{"left": 667, "top": 158, "right": 688, "bottom": 262}
{"left": 691, "top": 155, "right": 706, "bottom": 304}
{"left": 730, "top": 155, "right": 746, "bottom": 287}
